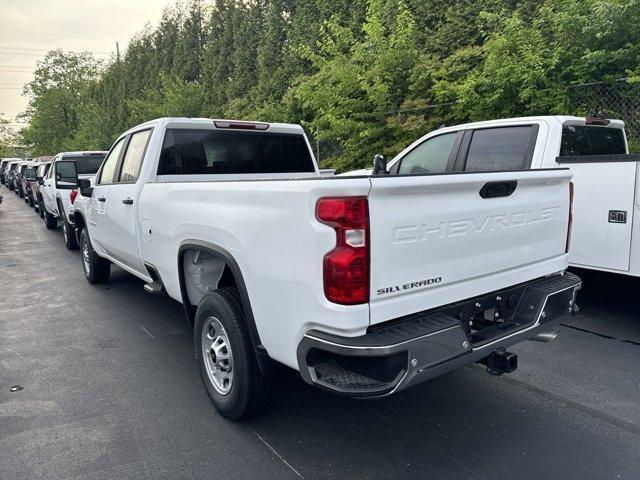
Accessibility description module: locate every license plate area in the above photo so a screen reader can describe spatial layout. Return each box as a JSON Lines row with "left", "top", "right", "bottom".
{"left": 440, "top": 284, "right": 532, "bottom": 346}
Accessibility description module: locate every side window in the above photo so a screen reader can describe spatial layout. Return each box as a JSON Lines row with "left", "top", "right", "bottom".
{"left": 98, "top": 138, "right": 126, "bottom": 185}
{"left": 397, "top": 133, "right": 457, "bottom": 175}
{"left": 464, "top": 126, "right": 534, "bottom": 171}
{"left": 117, "top": 130, "right": 151, "bottom": 183}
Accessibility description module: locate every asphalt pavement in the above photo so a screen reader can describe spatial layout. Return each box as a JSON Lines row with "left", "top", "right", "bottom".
{"left": 1, "top": 187, "right": 639, "bottom": 480}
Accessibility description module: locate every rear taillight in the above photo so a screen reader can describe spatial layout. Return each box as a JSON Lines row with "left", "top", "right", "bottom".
{"left": 70, "top": 189, "right": 78, "bottom": 204}
{"left": 566, "top": 181, "right": 574, "bottom": 253}
{"left": 316, "top": 196, "right": 369, "bottom": 305}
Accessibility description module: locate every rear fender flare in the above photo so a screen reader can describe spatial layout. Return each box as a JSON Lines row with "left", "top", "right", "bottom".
{"left": 177, "top": 240, "right": 273, "bottom": 375}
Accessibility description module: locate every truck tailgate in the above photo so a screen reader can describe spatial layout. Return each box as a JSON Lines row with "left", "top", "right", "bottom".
{"left": 368, "top": 170, "right": 572, "bottom": 325}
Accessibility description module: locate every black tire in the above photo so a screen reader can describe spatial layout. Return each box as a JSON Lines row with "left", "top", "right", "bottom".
{"left": 43, "top": 206, "right": 57, "bottom": 229}
{"left": 38, "top": 199, "right": 45, "bottom": 218}
{"left": 62, "top": 215, "right": 79, "bottom": 250}
{"left": 194, "top": 288, "right": 274, "bottom": 420}
{"left": 28, "top": 195, "right": 34, "bottom": 207}
{"left": 79, "top": 229, "right": 110, "bottom": 284}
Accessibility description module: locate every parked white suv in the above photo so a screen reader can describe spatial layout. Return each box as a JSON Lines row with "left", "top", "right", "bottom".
{"left": 73, "top": 117, "right": 581, "bottom": 419}
{"left": 41, "top": 151, "right": 106, "bottom": 249}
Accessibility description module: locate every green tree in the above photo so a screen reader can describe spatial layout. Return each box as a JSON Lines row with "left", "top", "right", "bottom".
{"left": 22, "top": 50, "right": 101, "bottom": 155}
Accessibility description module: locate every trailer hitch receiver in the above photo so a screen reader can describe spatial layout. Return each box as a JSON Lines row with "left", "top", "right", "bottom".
{"left": 480, "top": 349, "right": 518, "bottom": 376}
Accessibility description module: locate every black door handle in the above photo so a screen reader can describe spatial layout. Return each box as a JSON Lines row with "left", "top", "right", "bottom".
{"left": 479, "top": 181, "right": 517, "bottom": 198}
{"left": 98, "top": 197, "right": 106, "bottom": 202}
{"left": 122, "top": 198, "right": 134, "bottom": 205}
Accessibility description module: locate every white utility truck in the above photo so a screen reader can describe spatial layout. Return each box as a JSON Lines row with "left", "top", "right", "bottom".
{"left": 72, "top": 117, "right": 581, "bottom": 419}
{"left": 369, "top": 116, "right": 640, "bottom": 277}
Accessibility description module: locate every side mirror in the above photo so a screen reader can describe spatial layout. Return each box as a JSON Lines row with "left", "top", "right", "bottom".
{"left": 372, "top": 154, "right": 388, "bottom": 175}
{"left": 78, "top": 178, "right": 93, "bottom": 197}
{"left": 55, "top": 161, "right": 78, "bottom": 189}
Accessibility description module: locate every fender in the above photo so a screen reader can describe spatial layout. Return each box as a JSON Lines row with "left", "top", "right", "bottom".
{"left": 177, "top": 240, "right": 274, "bottom": 377}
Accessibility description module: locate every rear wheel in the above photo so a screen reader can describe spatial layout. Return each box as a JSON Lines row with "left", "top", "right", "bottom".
{"left": 195, "top": 288, "right": 274, "bottom": 420}
{"left": 80, "top": 229, "right": 110, "bottom": 284}
{"left": 38, "top": 199, "right": 45, "bottom": 218}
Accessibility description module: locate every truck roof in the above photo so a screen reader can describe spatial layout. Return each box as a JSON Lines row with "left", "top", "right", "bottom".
{"left": 56, "top": 151, "right": 108, "bottom": 159}
{"left": 444, "top": 116, "right": 625, "bottom": 131}
{"left": 121, "top": 117, "right": 306, "bottom": 137}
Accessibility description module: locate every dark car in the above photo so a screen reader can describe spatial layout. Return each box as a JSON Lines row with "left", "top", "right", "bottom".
{"left": 15, "top": 162, "right": 31, "bottom": 198}
{"left": 33, "top": 161, "right": 52, "bottom": 217}
{"left": 0, "top": 159, "right": 11, "bottom": 185}
{"left": 5, "top": 160, "right": 21, "bottom": 191}
{"left": 23, "top": 163, "right": 41, "bottom": 208}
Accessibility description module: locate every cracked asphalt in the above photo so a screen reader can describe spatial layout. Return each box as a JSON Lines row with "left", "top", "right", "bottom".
{"left": 1, "top": 187, "right": 640, "bottom": 479}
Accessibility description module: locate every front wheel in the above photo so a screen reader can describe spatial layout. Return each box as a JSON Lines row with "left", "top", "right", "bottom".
{"left": 79, "top": 229, "right": 110, "bottom": 284}
{"left": 195, "top": 288, "right": 274, "bottom": 420}
{"left": 43, "top": 207, "right": 57, "bottom": 230}
{"left": 62, "top": 216, "right": 79, "bottom": 250}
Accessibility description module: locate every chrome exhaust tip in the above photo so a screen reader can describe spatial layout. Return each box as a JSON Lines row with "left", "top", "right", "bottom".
{"left": 530, "top": 330, "right": 559, "bottom": 343}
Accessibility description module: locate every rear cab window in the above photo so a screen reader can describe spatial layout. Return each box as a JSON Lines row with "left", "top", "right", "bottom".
{"left": 560, "top": 125, "right": 627, "bottom": 157}
{"left": 463, "top": 126, "right": 537, "bottom": 171}
{"left": 158, "top": 129, "right": 315, "bottom": 176}
{"left": 67, "top": 155, "right": 106, "bottom": 175}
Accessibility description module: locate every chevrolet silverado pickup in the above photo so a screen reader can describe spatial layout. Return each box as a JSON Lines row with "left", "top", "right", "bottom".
{"left": 40, "top": 151, "right": 107, "bottom": 248}
{"left": 72, "top": 117, "right": 581, "bottom": 419}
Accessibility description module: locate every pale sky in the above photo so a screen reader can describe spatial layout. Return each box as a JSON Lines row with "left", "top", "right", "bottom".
{"left": 0, "top": 0, "right": 177, "bottom": 127}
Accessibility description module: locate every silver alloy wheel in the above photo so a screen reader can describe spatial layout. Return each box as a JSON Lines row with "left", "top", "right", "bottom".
{"left": 82, "top": 239, "right": 90, "bottom": 274}
{"left": 63, "top": 222, "right": 68, "bottom": 243}
{"left": 202, "top": 316, "right": 234, "bottom": 395}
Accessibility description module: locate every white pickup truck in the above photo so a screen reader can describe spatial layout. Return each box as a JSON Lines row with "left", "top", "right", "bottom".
{"left": 361, "top": 116, "right": 640, "bottom": 277}
{"left": 72, "top": 117, "right": 581, "bottom": 419}
{"left": 40, "top": 151, "right": 107, "bottom": 249}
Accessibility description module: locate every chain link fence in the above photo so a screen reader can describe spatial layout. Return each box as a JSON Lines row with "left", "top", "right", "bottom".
{"left": 568, "top": 78, "right": 640, "bottom": 153}
{"left": 312, "top": 78, "right": 640, "bottom": 164}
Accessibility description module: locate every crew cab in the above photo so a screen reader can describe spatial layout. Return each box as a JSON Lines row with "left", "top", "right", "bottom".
{"left": 40, "top": 151, "right": 106, "bottom": 248}
{"left": 363, "top": 116, "right": 639, "bottom": 277}
{"left": 73, "top": 117, "right": 581, "bottom": 419}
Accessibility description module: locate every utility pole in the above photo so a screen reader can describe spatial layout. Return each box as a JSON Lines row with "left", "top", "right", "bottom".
{"left": 316, "top": 126, "right": 320, "bottom": 162}
{"left": 116, "top": 42, "right": 120, "bottom": 62}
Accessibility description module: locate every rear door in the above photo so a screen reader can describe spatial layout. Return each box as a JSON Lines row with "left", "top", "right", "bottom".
{"left": 368, "top": 169, "right": 572, "bottom": 325}
{"left": 554, "top": 123, "right": 633, "bottom": 271}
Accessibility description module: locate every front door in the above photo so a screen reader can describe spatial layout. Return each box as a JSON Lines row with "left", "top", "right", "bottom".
{"left": 88, "top": 138, "right": 126, "bottom": 254}
{"left": 101, "top": 129, "right": 152, "bottom": 273}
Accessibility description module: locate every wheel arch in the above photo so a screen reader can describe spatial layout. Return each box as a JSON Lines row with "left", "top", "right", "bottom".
{"left": 177, "top": 240, "right": 273, "bottom": 375}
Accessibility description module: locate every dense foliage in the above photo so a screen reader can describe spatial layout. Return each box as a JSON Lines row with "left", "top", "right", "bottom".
{"left": 19, "top": 0, "right": 640, "bottom": 169}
